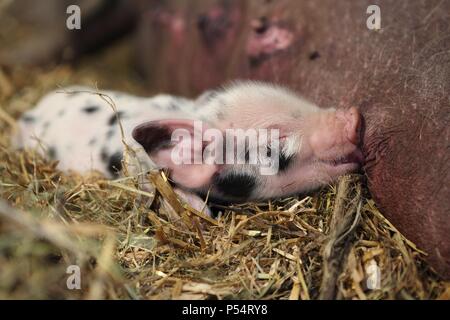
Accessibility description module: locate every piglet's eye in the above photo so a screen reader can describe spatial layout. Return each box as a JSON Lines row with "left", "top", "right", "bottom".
{"left": 278, "top": 153, "right": 294, "bottom": 172}
{"left": 265, "top": 144, "right": 294, "bottom": 172}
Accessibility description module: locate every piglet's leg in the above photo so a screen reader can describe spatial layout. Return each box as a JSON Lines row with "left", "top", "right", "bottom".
{"left": 173, "top": 187, "right": 212, "bottom": 217}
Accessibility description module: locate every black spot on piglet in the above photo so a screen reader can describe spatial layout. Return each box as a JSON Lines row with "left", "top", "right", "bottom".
{"left": 108, "top": 111, "right": 124, "bottom": 126}
{"left": 168, "top": 102, "right": 179, "bottom": 111}
{"left": 88, "top": 138, "right": 97, "bottom": 146}
{"left": 83, "top": 106, "right": 100, "bottom": 113}
{"left": 214, "top": 173, "right": 256, "bottom": 200}
{"left": 47, "top": 147, "right": 57, "bottom": 160}
{"left": 107, "top": 151, "right": 123, "bottom": 177}
{"left": 100, "top": 148, "right": 108, "bottom": 162}
{"left": 106, "top": 129, "right": 115, "bottom": 139}
{"left": 22, "top": 114, "right": 35, "bottom": 123}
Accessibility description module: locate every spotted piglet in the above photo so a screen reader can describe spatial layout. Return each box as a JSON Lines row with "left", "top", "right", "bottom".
{"left": 13, "top": 81, "right": 363, "bottom": 213}
{"left": 12, "top": 85, "right": 212, "bottom": 213}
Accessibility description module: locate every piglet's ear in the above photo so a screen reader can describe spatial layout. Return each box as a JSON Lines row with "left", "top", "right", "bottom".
{"left": 132, "top": 119, "right": 195, "bottom": 154}
{"left": 132, "top": 119, "right": 218, "bottom": 189}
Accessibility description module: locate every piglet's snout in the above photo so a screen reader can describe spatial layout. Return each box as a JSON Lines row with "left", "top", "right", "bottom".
{"left": 337, "top": 107, "right": 361, "bottom": 145}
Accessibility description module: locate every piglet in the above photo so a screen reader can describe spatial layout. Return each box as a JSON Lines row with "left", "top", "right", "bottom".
{"left": 13, "top": 81, "right": 362, "bottom": 211}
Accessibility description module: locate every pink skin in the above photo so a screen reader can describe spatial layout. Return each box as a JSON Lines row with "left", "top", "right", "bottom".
{"left": 257, "top": 107, "right": 362, "bottom": 198}
{"left": 308, "top": 107, "right": 361, "bottom": 163}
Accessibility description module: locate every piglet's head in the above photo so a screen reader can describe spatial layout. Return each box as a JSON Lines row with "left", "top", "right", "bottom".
{"left": 132, "top": 82, "right": 363, "bottom": 203}
{"left": 132, "top": 113, "right": 362, "bottom": 203}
